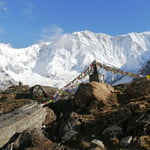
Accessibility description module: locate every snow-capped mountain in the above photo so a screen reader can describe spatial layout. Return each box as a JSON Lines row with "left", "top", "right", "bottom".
{"left": 0, "top": 30, "right": 150, "bottom": 89}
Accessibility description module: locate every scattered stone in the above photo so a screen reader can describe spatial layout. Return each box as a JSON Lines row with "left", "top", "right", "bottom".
{"left": 58, "top": 112, "right": 81, "bottom": 142}
{"left": 110, "top": 137, "right": 120, "bottom": 145}
{"left": 81, "top": 140, "right": 91, "bottom": 149}
{"left": 103, "top": 125, "right": 123, "bottom": 139}
{"left": 91, "top": 139, "right": 106, "bottom": 150}
{"left": 90, "top": 146, "right": 105, "bottom": 150}
{"left": 120, "top": 136, "right": 133, "bottom": 147}
{"left": 139, "top": 135, "right": 150, "bottom": 149}
{"left": 126, "top": 112, "right": 150, "bottom": 136}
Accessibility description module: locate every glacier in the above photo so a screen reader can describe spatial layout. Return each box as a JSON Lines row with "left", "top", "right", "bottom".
{"left": 0, "top": 30, "right": 150, "bottom": 89}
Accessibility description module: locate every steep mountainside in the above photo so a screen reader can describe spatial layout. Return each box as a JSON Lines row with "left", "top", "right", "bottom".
{"left": 140, "top": 60, "right": 150, "bottom": 75}
{"left": 0, "top": 69, "right": 16, "bottom": 91}
{"left": 0, "top": 31, "right": 150, "bottom": 89}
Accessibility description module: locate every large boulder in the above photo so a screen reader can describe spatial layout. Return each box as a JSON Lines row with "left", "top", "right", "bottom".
{"left": 0, "top": 105, "right": 56, "bottom": 148}
{"left": 74, "top": 82, "right": 116, "bottom": 111}
{"left": 29, "top": 85, "right": 58, "bottom": 99}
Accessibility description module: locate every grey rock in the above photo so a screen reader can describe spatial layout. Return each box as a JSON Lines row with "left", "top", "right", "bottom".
{"left": 91, "top": 139, "right": 105, "bottom": 150}
{"left": 120, "top": 136, "right": 133, "bottom": 147}
{"left": 58, "top": 112, "right": 81, "bottom": 142}
{"left": 0, "top": 106, "right": 52, "bottom": 148}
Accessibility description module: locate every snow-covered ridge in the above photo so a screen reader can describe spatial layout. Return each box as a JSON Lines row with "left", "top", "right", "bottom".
{"left": 0, "top": 31, "right": 150, "bottom": 88}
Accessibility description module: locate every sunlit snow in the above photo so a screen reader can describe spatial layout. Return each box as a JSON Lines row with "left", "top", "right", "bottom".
{"left": 0, "top": 31, "right": 150, "bottom": 89}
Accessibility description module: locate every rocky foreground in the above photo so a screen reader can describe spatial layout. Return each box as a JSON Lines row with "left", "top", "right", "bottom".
{"left": 0, "top": 79, "right": 150, "bottom": 150}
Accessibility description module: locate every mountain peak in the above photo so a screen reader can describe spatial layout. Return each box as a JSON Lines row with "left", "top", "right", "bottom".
{"left": 0, "top": 31, "right": 150, "bottom": 89}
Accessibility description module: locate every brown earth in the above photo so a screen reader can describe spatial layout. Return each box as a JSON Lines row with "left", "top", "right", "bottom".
{"left": 0, "top": 84, "right": 57, "bottom": 114}
{"left": 0, "top": 84, "right": 32, "bottom": 113}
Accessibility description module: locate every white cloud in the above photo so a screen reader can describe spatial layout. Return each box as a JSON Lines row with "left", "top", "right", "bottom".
{"left": 40, "top": 25, "right": 64, "bottom": 42}
{"left": 0, "top": 1, "right": 8, "bottom": 12}
{"left": 22, "top": 3, "right": 34, "bottom": 18}
{"left": 3, "top": 7, "right": 7, "bottom": 11}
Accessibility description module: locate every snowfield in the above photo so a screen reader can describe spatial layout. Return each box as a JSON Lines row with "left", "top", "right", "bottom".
{"left": 0, "top": 31, "right": 150, "bottom": 89}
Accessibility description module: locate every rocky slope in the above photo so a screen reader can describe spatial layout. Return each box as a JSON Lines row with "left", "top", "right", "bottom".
{"left": 1, "top": 79, "right": 150, "bottom": 150}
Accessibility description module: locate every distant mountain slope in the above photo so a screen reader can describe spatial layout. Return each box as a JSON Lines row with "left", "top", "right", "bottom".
{"left": 140, "top": 61, "right": 150, "bottom": 75}
{"left": 0, "top": 69, "right": 16, "bottom": 91}
{"left": 0, "top": 31, "right": 150, "bottom": 88}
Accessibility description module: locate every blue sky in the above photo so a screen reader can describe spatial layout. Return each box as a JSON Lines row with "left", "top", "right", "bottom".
{"left": 0, "top": 0, "right": 150, "bottom": 48}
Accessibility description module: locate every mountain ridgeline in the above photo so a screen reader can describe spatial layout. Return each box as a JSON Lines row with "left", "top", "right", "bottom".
{"left": 0, "top": 31, "right": 150, "bottom": 89}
